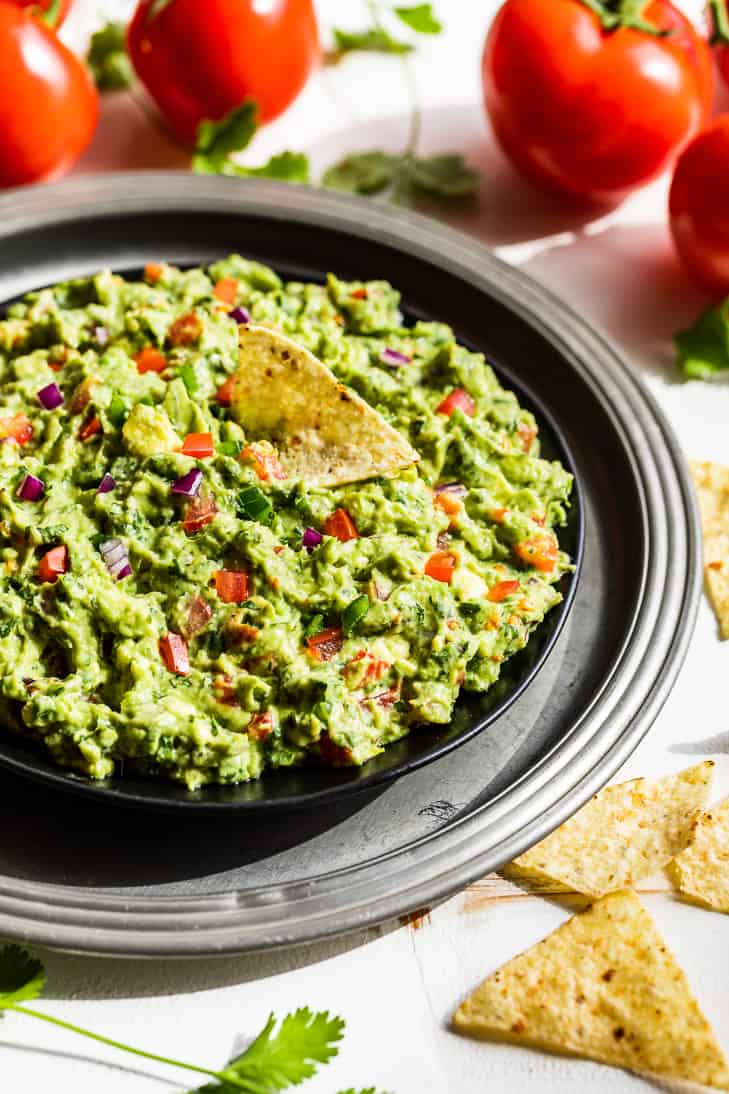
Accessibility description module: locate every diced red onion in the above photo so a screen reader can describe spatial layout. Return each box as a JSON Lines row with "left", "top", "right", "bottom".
{"left": 96, "top": 472, "right": 116, "bottom": 494}
{"left": 379, "top": 347, "right": 411, "bottom": 367}
{"left": 302, "top": 527, "right": 322, "bottom": 551}
{"left": 17, "top": 474, "right": 44, "bottom": 501}
{"left": 228, "top": 306, "right": 251, "bottom": 325}
{"left": 372, "top": 576, "right": 390, "bottom": 601}
{"left": 37, "top": 382, "right": 64, "bottom": 410}
{"left": 434, "top": 482, "right": 467, "bottom": 497}
{"left": 92, "top": 325, "right": 109, "bottom": 347}
{"left": 100, "top": 538, "right": 131, "bottom": 580}
{"left": 171, "top": 469, "right": 202, "bottom": 497}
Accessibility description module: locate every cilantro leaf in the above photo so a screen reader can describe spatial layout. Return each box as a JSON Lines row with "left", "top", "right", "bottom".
{"left": 221, "top": 1008, "right": 344, "bottom": 1090}
{"left": 675, "top": 301, "right": 729, "bottom": 379}
{"left": 193, "top": 102, "right": 259, "bottom": 174}
{"left": 394, "top": 3, "right": 443, "bottom": 34}
{"left": 86, "top": 21, "right": 134, "bottom": 91}
{"left": 225, "top": 152, "right": 310, "bottom": 184}
{"left": 0, "top": 944, "right": 45, "bottom": 1008}
{"left": 322, "top": 152, "right": 397, "bottom": 195}
{"left": 408, "top": 154, "right": 479, "bottom": 197}
{"left": 332, "top": 26, "right": 413, "bottom": 54}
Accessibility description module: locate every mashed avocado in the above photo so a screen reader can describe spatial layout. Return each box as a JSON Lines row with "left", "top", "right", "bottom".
{"left": 0, "top": 257, "right": 572, "bottom": 790}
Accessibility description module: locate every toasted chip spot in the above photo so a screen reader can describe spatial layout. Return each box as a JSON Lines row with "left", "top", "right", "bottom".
{"left": 231, "top": 325, "right": 419, "bottom": 486}
{"left": 691, "top": 460, "right": 729, "bottom": 638}
{"left": 503, "top": 762, "right": 713, "bottom": 897}
{"left": 669, "top": 797, "right": 729, "bottom": 914}
{"left": 453, "top": 890, "right": 729, "bottom": 1089}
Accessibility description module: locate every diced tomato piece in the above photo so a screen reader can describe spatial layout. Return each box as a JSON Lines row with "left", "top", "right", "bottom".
{"left": 241, "top": 443, "right": 286, "bottom": 482}
{"left": 213, "top": 674, "right": 236, "bottom": 704}
{"left": 181, "top": 432, "right": 214, "bottom": 459}
{"left": 144, "top": 262, "right": 165, "bottom": 284}
{"left": 514, "top": 533, "right": 558, "bottom": 573}
{"left": 159, "top": 632, "right": 190, "bottom": 675}
{"left": 323, "top": 508, "right": 358, "bottom": 542}
{"left": 319, "top": 733, "right": 354, "bottom": 766}
{"left": 306, "top": 626, "right": 344, "bottom": 662}
{"left": 517, "top": 423, "right": 538, "bottom": 453}
{"left": 37, "top": 545, "right": 67, "bottom": 584}
{"left": 213, "top": 277, "right": 239, "bottom": 304}
{"left": 0, "top": 414, "right": 33, "bottom": 446}
{"left": 436, "top": 387, "right": 476, "bottom": 418}
{"left": 134, "top": 346, "right": 167, "bottom": 374}
{"left": 214, "top": 569, "right": 249, "bottom": 604}
{"left": 182, "top": 593, "right": 212, "bottom": 638}
{"left": 248, "top": 710, "right": 274, "bottom": 742}
{"left": 434, "top": 492, "right": 463, "bottom": 517}
{"left": 78, "top": 416, "right": 102, "bottom": 442}
{"left": 70, "top": 377, "right": 97, "bottom": 415}
{"left": 490, "top": 508, "right": 509, "bottom": 523}
{"left": 425, "top": 551, "right": 456, "bottom": 584}
{"left": 182, "top": 495, "right": 218, "bottom": 535}
{"left": 216, "top": 376, "right": 235, "bottom": 405}
{"left": 350, "top": 287, "right": 368, "bottom": 300}
{"left": 168, "top": 311, "right": 202, "bottom": 347}
{"left": 346, "top": 650, "right": 390, "bottom": 684}
{"left": 487, "top": 579, "right": 520, "bottom": 603}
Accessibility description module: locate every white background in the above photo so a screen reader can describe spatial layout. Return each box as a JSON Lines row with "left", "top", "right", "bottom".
{"left": 2, "top": 1, "right": 729, "bottom": 1091}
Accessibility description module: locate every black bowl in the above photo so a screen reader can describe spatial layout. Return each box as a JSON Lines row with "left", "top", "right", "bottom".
{"left": 0, "top": 179, "right": 583, "bottom": 812}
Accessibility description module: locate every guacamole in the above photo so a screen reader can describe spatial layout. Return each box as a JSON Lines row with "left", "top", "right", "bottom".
{"left": 0, "top": 257, "right": 572, "bottom": 790}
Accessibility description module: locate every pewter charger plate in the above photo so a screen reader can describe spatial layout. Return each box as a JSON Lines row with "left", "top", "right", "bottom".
{"left": 0, "top": 175, "right": 699, "bottom": 956}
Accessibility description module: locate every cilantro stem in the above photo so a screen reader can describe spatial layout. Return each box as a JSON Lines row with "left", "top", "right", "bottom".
{"left": 8, "top": 1004, "right": 251, "bottom": 1090}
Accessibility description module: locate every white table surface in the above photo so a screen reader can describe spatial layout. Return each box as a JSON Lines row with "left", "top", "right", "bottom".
{"left": 2, "top": 1, "right": 729, "bottom": 1091}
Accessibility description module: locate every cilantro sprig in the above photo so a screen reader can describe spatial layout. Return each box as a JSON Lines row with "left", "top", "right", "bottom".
{"left": 331, "top": 2, "right": 442, "bottom": 57}
{"left": 192, "top": 101, "right": 310, "bottom": 183}
{"left": 675, "top": 300, "right": 729, "bottom": 380}
{"left": 0, "top": 943, "right": 381, "bottom": 1093}
{"left": 86, "top": 21, "right": 134, "bottom": 91}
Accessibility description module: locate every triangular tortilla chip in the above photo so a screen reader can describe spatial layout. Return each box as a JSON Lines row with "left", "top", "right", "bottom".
{"left": 231, "top": 325, "right": 419, "bottom": 485}
{"left": 504, "top": 762, "right": 713, "bottom": 897}
{"left": 453, "top": 890, "right": 729, "bottom": 1089}
{"left": 691, "top": 460, "right": 729, "bottom": 639}
{"left": 670, "top": 797, "right": 729, "bottom": 914}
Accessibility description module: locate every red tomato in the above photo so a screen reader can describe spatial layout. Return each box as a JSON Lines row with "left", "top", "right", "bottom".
{"left": 38, "top": 545, "right": 67, "bottom": 583}
{"left": 425, "top": 551, "right": 456, "bottom": 584}
{"left": 514, "top": 534, "right": 558, "bottom": 573}
{"left": 181, "top": 432, "right": 215, "bottom": 459}
{"left": 669, "top": 116, "right": 729, "bottom": 295}
{"left": 134, "top": 347, "right": 167, "bottom": 374}
{"left": 436, "top": 388, "right": 475, "bottom": 418}
{"left": 214, "top": 570, "right": 249, "bottom": 603}
{"left": 10, "top": 0, "right": 72, "bottom": 27}
{"left": 0, "top": 5, "right": 98, "bottom": 189}
{"left": 323, "top": 508, "right": 358, "bottom": 543}
{"left": 127, "top": 0, "right": 321, "bottom": 145}
{"left": 159, "top": 632, "right": 190, "bottom": 675}
{"left": 482, "top": 0, "right": 712, "bottom": 205}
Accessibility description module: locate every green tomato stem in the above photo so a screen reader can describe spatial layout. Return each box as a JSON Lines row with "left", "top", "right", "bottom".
{"left": 37, "top": 0, "right": 63, "bottom": 27}
{"left": 9, "top": 1004, "right": 251, "bottom": 1090}
{"left": 709, "top": 0, "right": 729, "bottom": 44}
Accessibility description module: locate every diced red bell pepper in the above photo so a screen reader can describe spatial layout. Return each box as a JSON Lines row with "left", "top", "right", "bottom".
{"left": 425, "top": 551, "right": 456, "bottom": 584}
{"left": 134, "top": 347, "right": 167, "bottom": 374}
{"left": 182, "top": 495, "right": 218, "bottom": 535}
{"left": 436, "top": 387, "right": 476, "bottom": 418}
{"left": 0, "top": 413, "right": 33, "bottom": 446}
{"left": 514, "top": 534, "right": 558, "bottom": 573}
{"left": 159, "top": 632, "right": 190, "bottom": 675}
{"left": 306, "top": 626, "right": 344, "bottom": 662}
{"left": 168, "top": 311, "right": 202, "bottom": 347}
{"left": 487, "top": 579, "right": 520, "bottom": 603}
{"left": 323, "top": 508, "right": 358, "bottom": 542}
{"left": 78, "top": 415, "right": 102, "bottom": 442}
{"left": 214, "top": 570, "right": 249, "bottom": 604}
{"left": 38, "top": 545, "right": 67, "bottom": 584}
{"left": 216, "top": 376, "right": 235, "bottom": 405}
{"left": 181, "top": 432, "right": 214, "bottom": 459}
{"left": 241, "top": 443, "right": 286, "bottom": 482}
{"left": 213, "top": 277, "right": 239, "bottom": 304}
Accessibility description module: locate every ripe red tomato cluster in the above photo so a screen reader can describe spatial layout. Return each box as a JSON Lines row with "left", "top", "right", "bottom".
{"left": 0, "top": 0, "right": 320, "bottom": 189}
{"left": 481, "top": 0, "right": 729, "bottom": 296}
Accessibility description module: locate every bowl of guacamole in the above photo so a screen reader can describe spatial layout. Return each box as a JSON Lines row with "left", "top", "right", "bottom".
{"left": 0, "top": 256, "right": 575, "bottom": 793}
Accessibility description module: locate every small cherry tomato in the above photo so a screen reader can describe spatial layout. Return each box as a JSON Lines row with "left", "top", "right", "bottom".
{"left": 127, "top": 0, "right": 321, "bottom": 145}
{"left": 669, "top": 115, "right": 729, "bottom": 296}
{"left": 482, "top": 0, "right": 712, "bottom": 205}
{"left": 0, "top": 4, "right": 98, "bottom": 189}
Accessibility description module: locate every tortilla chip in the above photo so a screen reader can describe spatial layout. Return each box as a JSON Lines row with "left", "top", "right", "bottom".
{"left": 504, "top": 762, "right": 714, "bottom": 897}
{"left": 691, "top": 460, "right": 729, "bottom": 638}
{"left": 231, "top": 325, "right": 419, "bottom": 485}
{"left": 453, "top": 890, "right": 729, "bottom": 1089}
{"left": 670, "top": 797, "right": 729, "bottom": 914}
